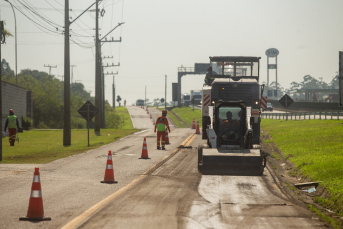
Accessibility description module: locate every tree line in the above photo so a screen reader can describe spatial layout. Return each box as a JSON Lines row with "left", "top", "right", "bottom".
{"left": 1, "top": 59, "right": 125, "bottom": 129}
{"left": 263, "top": 73, "right": 339, "bottom": 101}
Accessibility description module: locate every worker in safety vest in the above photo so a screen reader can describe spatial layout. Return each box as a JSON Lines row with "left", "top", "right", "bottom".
{"left": 204, "top": 67, "right": 218, "bottom": 86}
{"left": 154, "top": 109, "right": 170, "bottom": 150}
{"left": 4, "top": 109, "right": 20, "bottom": 146}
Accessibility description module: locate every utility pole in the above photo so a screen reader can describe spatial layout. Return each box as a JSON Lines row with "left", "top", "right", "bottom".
{"left": 5, "top": 0, "right": 17, "bottom": 86}
{"left": 99, "top": 24, "right": 123, "bottom": 127}
{"left": 94, "top": 0, "right": 101, "bottom": 133}
{"left": 63, "top": 0, "right": 71, "bottom": 146}
{"left": 44, "top": 64, "right": 57, "bottom": 76}
{"left": 64, "top": 0, "right": 99, "bottom": 145}
{"left": 71, "top": 65, "right": 76, "bottom": 83}
{"left": 145, "top": 86, "right": 147, "bottom": 106}
{"left": 165, "top": 75, "right": 167, "bottom": 110}
{"left": 0, "top": 20, "right": 4, "bottom": 160}
{"left": 104, "top": 71, "right": 118, "bottom": 108}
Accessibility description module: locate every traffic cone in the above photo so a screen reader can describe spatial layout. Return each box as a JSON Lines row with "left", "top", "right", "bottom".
{"left": 191, "top": 117, "right": 196, "bottom": 129}
{"left": 101, "top": 151, "right": 118, "bottom": 184}
{"left": 139, "top": 137, "right": 150, "bottom": 159}
{"left": 19, "top": 168, "right": 51, "bottom": 221}
{"left": 195, "top": 121, "right": 201, "bottom": 134}
{"left": 165, "top": 132, "right": 170, "bottom": 144}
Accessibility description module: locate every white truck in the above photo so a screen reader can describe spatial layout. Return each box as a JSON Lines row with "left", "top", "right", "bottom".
{"left": 181, "top": 93, "right": 191, "bottom": 106}
{"left": 190, "top": 90, "right": 202, "bottom": 105}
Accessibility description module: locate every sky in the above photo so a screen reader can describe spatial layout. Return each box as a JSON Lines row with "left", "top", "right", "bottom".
{"left": 1, "top": 0, "right": 343, "bottom": 106}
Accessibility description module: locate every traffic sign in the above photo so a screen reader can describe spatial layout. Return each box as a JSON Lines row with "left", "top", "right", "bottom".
{"left": 261, "top": 96, "right": 267, "bottom": 109}
{"left": 78, "top": 101, "right": 99, "bottom": 121}
{"left": 279, "top": 94, "right": 294, "bottom": 109}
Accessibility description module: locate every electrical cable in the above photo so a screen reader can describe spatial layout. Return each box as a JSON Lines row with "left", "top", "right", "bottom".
{"left": 10, "top": 3, "right": 62, "bottom": 36}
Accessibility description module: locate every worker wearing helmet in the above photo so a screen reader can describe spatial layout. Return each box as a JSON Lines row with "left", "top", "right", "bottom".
{"left": 4, "top": 109, "right": 20, "bottom": 146}
{"left": 204, "top": 67, "right": 218, "bottom": 86}
{"left": 154, "top": 109, "right": 171, "bottom": 150}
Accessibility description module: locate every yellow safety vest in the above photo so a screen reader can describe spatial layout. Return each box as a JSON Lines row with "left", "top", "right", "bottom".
{"left": 8, "top": 115, "right": 17, "bottom": 128}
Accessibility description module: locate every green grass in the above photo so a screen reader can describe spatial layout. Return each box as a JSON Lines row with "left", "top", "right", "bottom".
{"left": 1, "top": 107, "right": 137, "bottom": 164}
{"left": 115, "top": 106, "right": 134, "bottom": 129}
{"left": 308, "top": 205, "right": 341, "bottom": 229}
{"left": 171, "top": 107, "right": 202, "bottom": 127}
{"left": 261, "top": 119, "right": 343, "bottom": 218}
{"left": 166, "top": 111, "right": 185, "bottom": 128}
{"left": 1, "top": 129, "right": 137, "bottom": 164}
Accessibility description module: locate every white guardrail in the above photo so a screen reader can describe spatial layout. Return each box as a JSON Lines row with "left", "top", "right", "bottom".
{"left": 261, "top": 111, "right": 343, "bottom": 120}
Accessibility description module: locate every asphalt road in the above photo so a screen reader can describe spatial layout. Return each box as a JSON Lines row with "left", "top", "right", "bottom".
{"left": 0, "top": 106, "right": 328, "bottom": 228}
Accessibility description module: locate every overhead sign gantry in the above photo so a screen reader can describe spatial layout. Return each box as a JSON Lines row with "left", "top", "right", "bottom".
{"left": 176, "top": 63, "right": 209, "bottom": 107}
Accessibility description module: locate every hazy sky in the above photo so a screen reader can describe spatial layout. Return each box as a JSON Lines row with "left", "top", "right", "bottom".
{"left": 1, "top": 0, "right": 343, "bottom": 106}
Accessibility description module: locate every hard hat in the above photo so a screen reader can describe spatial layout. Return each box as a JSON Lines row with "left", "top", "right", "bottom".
{"left": 162, "top": 109, "right": 167, "bottom": 115}
{"left": 9, "top": 109, "right": 14, "bottom": 114}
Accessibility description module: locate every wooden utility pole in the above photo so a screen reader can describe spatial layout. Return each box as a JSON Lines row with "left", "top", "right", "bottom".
{"left": 94, "top": 1, "right": 101, "bottom": 133}
{"left": 63, "top": 0, "right": 71, "bottom": 146}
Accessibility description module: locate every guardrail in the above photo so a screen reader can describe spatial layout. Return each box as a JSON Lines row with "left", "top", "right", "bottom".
{"left": 261, "top": 111, "right": 343, "bottom": 120}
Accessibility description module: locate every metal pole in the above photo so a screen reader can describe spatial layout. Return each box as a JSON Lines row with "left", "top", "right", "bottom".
{"left": 112, "top": 75, "right": 115, "bottom": 108}
{"left": 276, "top": 56, "right": 278, "bottom": 98}
{"left": 267, "top": 56, "right": 269, "bottom": 87}
{"left": 94, "top": 1, "right": 101, "bottom": 132}
{"left": 165, "top": 75, "right": 167, "bottom": 110}
{"left": 63, "top": 0, "right": 71, "bottom": 146}
{"left": 7, "top": 3, "right": 17, "bottom": 86}
{"left": 0, "top": 21, "right": 3, "bottom": 160}
{"left": 87, "top": 105, "right": 89, "bottom": 147}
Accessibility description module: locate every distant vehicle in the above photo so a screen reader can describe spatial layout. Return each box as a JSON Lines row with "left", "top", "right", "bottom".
{"left": 136, "top": 99, "right": 145, "bottom": 106}
{"left": 263, "top": 102, "right": 273, "bottom": 111}
{"left": 181, "top": 93, "right": 190, "bottom": 106}
{"left": 190, "top": 90, "right": 202, "bottom": 105}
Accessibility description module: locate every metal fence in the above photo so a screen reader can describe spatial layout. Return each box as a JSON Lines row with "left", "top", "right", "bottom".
{"left": 261, "top": 111, "right": 343, "bottom": 120}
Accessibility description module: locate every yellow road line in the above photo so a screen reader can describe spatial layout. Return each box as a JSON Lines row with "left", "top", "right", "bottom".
{"left": 185, "top": 134, "right": 197, "bottom": 147}
{"left": 180, "top": 133, "right": 195, "bottom": 146}
{"left": 61, "top": 133, "right": 197, "bottom": 229}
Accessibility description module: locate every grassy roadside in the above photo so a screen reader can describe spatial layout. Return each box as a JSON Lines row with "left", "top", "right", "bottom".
{"left": 167, "top": 110, "right": 185, "bottom": 128}
{"left": 1, "top": 107, "right": 137, "bottom": 164}
{"left": 261, "top": 119, "right": 343, "bottom": 228}
{"left": 171, "top": 107, "right": 202, "bottom": 127}
{"left": 115, "top": 106, "right": 134, "bottom": 129}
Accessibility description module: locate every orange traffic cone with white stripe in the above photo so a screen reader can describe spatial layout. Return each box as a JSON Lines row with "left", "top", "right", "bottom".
{"left": 101, "top": 151, "right": 118, "bottom": 184}
{"left": 19, "top": 168, "right": 51, "bottom": 221}
{"left": 191, "top": 117, "right": 196, "bottom": 129}
{"left": 139, "top": 137, "right": 150, "bottom": 159}
{"left": 165, "top": 132, "right": 170, "bottom": 144}
{"left": 195, "top": 121, "right": 201, "bottom": 134}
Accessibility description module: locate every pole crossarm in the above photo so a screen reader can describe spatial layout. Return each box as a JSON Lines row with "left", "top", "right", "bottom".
{"left": 101, "top": 37, "right": 122, "bottom": 43}
{"left": 69, "top": 0, "right": 102, "bottom": 26}
{"left": 102, "top": 63, "right": 120, "bottom": 68}
{"left": 104, "top": 71, "right": 118, "bottom": 75}
{"left": 100, "top": 22, "right": 125, "bottom": 41}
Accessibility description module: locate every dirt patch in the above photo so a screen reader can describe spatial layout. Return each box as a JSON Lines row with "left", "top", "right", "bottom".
{"left": 261, "top": 129, "right": 343, "bottom": 227}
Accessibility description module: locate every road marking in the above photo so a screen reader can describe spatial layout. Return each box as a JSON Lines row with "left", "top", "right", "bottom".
{"left": 185, "top": 134, "right": 197, "bottom": 146}
{"left": 61, "top": 132, "right": 197, "bottom": 229}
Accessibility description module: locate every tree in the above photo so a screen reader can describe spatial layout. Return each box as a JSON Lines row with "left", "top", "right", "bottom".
{"left": 1, "top": 59, "right": 15, "bottom": 78}
{"left": 329, "top": 74, "right": 339, "bottom": 89}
